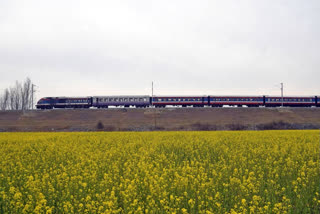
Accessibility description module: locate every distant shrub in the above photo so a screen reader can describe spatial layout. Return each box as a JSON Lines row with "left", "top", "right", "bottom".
{"left": 104, "top": 125, "right": 116, "bottom": 132}
{"left": 226, "top": 123, "right": 249, "bottom": 131}
{"left": 256, "top": 121, "right": 294, "bottom": 130}
{"left": 96, "top": 121, "right": 104, "bottom": 130}
{"left": 191, "top": 122, "right": 218, "bottom": 131}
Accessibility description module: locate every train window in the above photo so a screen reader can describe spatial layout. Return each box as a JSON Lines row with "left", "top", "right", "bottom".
{"left": 168, "top": 99, "right": 171, "bottom": 101}
{"left": 158, "top": 98, "right": 162, "bottom": 101}
{"left": 129, "top": 98, "right": 133, "bottom": 101}
{"left": 144, "top": 98, "right": 147, "bottom": 101}
{"left": 119, "top": 98, "right": 123, "bottom": 102}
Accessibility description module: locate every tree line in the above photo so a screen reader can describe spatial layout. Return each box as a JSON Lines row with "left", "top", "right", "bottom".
{"left": 0, "top": 78, "right": 35, "bottom": 110}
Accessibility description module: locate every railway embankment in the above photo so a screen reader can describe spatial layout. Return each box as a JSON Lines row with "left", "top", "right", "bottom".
{"left": 0, "top": 107, "right": 319, "bottom": 132}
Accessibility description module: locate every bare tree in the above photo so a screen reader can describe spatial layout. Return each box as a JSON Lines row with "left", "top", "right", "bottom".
{"left": 21, "top": 77, "right": 32, "bottom": 110}
{"left": 0, "top": 94, "right": 2, "bottom": 110}
{"left": 0, "top": 89, "right": 10, "bottom": 110}
{"left": 12, "top": 82, "right": 21, "bottom": 110}
{"left": 9, "top": 87, "right": 15, "bottom": 110}
{"left": 2, "top": 78, "right": 35, "bottom": 110}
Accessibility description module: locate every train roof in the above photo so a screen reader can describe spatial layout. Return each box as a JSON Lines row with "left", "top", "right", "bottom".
{"left": 40, "top": 96, "right": 91, "bottom": 99}
{"left": 93, "top": 95, "right": 150, "bottom": 98}
{"left": 152, "top": 95, "right": 207, "bottom": 97}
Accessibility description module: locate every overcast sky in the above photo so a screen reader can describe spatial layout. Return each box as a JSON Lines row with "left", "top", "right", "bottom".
{"left": 0, "top": 0, "right": 319, "bottom": 99}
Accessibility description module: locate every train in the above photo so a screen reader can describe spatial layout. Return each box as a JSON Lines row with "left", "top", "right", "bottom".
{"left": 36, "top": 95, "right": 320, "bottom": 109}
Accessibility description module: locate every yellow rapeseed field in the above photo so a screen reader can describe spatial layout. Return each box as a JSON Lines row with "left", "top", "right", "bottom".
{"left": 0, "top": 131, "right": 319, "bottom": 213}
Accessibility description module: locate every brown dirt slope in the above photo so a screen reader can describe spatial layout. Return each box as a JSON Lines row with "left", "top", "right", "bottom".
{"left": 0, "top": 108, "right": 319, "bottom": 131}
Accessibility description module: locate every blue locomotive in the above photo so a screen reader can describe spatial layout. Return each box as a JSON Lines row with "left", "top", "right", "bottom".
{"left": 36, "top": 95, "right": 320, "bottom": 109}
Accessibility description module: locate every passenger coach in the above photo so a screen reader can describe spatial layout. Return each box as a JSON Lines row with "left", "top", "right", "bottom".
{"left": 152, "top": 96, "right": 208, "bottom": 107}
{"left": 209, "top": 96, "right": 264, "bottom": 107}
{"left": 92, "top": 96, "right": 150, "bottom": 108}
{"left": 264, "top": 96, "right": 316, "bottom": 107}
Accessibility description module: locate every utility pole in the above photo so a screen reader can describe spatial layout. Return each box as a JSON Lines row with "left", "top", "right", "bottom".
{"left": 281, "top": 82, "right": 283, "bottom": 107}
{"left": 152, "top": 81, "right": 157, "bottom": 129}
